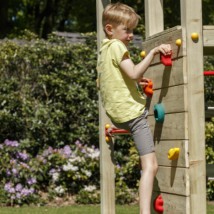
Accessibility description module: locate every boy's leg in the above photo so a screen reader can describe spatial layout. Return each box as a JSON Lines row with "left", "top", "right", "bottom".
{"left": 139, "top": 152, "right": 158, "bottom": 214}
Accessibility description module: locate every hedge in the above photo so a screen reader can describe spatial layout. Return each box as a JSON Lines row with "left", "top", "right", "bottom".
{"left": 0, "top": 33, "right": 99, "bottom": 152}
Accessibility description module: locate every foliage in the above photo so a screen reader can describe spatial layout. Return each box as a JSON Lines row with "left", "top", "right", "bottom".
{"left": 75, "top": 186, "right": 100, "bottom": 204}
{"left": 205, "top": 118, "right": 214, "bottom": 200}
{"left": 0, "top": 33, "right": 100, "bottom": 205}
{"left": 206, "top": 118, "right": 214, "bottom": 150}
{"left": 0, "top": 138, "right": 141, "bottom": 206}
{"left": 204, "top": 51, "right": 214, "bottom": 200}
{"left": 0, "top": 139, "right": 100, "bottom": 206}
{"left": 207, "top": 180, "right": 214, "bottom": 201}
{"left": 204, "top": 55, "right": 214, "bottom": 200}
{"left": 114, "top": 137, "right": 140, "bottom": 204}
{"left": 0, "top": 33, "right": 98, "bottom": 150}
{"left": 204, "top": 56, "right": 214, "bottom": 104}
{"left": 0, "top": 139, "right": 41, "bottom": 205}
{"left": 1, "top": 0, "right": 97, "bottom": 39}
{"left": 0, "top": 33, "right": 144, "bottom": 206}
{"left": 1, "top": 0, "right": 214, "bottom": 38}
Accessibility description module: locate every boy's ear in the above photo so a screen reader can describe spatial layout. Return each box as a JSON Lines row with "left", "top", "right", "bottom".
{"left": 105, "top": 24, "right": 113, "bottom": 36}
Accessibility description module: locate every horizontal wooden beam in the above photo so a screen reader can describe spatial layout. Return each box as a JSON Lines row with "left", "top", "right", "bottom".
{"left": 203, "top": 25, "right": 214, "bottom": 55}
{"left": 152, "top": 192, "right": 190, "bottom": 213}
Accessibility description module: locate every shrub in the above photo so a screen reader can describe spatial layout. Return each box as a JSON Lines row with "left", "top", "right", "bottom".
{"left": 75, "top": 186, "right": 100, "bottom": 204}
{"left": 0, "top": 33, "right": 142, "bottom": 206}
{"left": 0, "top": 139, "right": 100, "bottom": 206}
{"left": 205, "top": 118, "right": 214, "bottom": 200}
{"left": 0, "top": 33, "right": 99, "bottom": 151}
{"left": 204, "top": 57, "right": 214, "bottom": 200}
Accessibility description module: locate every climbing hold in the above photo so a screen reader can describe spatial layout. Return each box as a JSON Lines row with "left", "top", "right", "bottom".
{"left": 143, "top": 80, "right": 153, "bottom": 97}
{"left": 160, "top": 51, "right": 172, "bottom": 66}
{"left": 105, "top": 136, "right": 110, "bottom": 142}
{"left": 111, "top": 129, "right": 129, "bottom": 135}
{"left": 175, "top": 39, "right": 182, "bottom": 46}
{"left": 154, "top": 103, "right": 165, "bottom": 123}
{"left": 105, "top": 124, "right": 129, "bottom": 142}
{"left": 105, "top": 124, "right": 111, "bottom": 143}
{"left": 168, "top": 148, "right": 180, "bottom": 160}
{"left": 105, "top": 124, "right": 111, "bottom": 129}
{"left": 154, "top": 195, "right": 164, "bottom": 213}
{"left": 140, "top": 50, "right": 146, "bottom": 58}
{"left": 191, "top": 32, "right": 199, "bottom": 41}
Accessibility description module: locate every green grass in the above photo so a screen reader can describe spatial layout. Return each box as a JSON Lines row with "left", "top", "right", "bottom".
{"left": 0, "top": 205, "right": 138, "bottom": 214}
{"left": 0, "top": 203, "right": 213, "bottom": 214}
{"left": 208, "top": 202, "right": 214, "bottom": 214}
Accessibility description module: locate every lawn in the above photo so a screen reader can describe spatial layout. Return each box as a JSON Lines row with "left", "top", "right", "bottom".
{"left": 0, "top": 203, "right": 213, "bottom": 214}
{"left": 0, "top": 205, "right": 138, "bottom": 214}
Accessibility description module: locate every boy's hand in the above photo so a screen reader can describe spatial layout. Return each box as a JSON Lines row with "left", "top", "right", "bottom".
{"left": 105, "top": 124, "right": 117, "bottom": 137}
{"left": 138, "top": 77, "right": 150, "bottom": 87}
{"left": 152, "top": 44, "right": 172, "bottom": 56}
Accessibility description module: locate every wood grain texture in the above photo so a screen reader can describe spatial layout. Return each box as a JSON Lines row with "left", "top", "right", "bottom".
{"left": 155, "top": 140, "right": 189, "bottom": 168}
{"left": 152, "top": 192, "right": 190, "bottom": 214}
{"left": 144, "top": 0, "right": 163, "bottom": 38}
{"left": 147, "top": 112, "right": 188, "bottom": 141}
{"left": 154, "top": 166, "right": 190, "bottom": 196}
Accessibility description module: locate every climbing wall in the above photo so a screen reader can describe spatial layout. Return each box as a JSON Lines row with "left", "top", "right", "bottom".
{"left": 141, "top": 26, "right": 206, "bottom": 213}
{"left": 96, "top": 0, "right": 207, "bottom": 213}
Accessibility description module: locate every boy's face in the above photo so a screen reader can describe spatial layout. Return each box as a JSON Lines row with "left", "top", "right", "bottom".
{"left": 111, "top": 24, "right": 134, "bottom": 46}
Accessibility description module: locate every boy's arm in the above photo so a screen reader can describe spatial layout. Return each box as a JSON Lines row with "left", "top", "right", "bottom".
{"left": 120, "top": 44, "right": 171, "bottom": 80}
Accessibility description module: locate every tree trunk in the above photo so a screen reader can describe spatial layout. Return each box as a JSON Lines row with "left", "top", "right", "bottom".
{"left": 0, "top": 0, "right": 9, "bottom": 38}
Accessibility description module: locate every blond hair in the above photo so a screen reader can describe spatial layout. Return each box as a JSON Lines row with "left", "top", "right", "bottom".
{"left": 102, "top": 2, "right": 141, "bottom": 30}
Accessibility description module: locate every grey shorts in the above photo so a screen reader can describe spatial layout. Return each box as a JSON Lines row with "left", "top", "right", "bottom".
{"left": 111, "top": 110, "right": 155, "bottom": 156}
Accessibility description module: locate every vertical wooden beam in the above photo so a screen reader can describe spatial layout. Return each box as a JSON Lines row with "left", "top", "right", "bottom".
{"left": 144, "top": 0, "right": 164, "bottom": 38}
{"left": 96, "top": 1, "right": 115, "bottom": 214}
{"left": 180, "top": 0, "right": 207, "bottom": 213}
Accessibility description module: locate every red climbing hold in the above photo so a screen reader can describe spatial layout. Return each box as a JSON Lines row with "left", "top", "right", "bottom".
{"left": 154, "top": 195, "right": 164, "bottom": 213}
{"left": 160, "top": 51, "right": 172, "bottom": 66}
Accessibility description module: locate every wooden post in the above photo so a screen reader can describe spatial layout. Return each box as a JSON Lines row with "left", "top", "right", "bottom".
{"left": 180, "top": 0, "right": 207, "bottom": 213}
{"left": 144, "top": 0, "right": 164, "bottom": 38}
{"left": 96, "top": 1, "right": 115, "bottom": 214}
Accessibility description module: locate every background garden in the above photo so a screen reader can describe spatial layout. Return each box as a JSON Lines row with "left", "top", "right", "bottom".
{"left": 0, "top": 0, "right": 213, "bottom": 208}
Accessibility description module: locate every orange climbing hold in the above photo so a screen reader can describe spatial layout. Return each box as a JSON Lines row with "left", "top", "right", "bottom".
{"left": 143, "top": 80, "right": 153, "bottom": 97}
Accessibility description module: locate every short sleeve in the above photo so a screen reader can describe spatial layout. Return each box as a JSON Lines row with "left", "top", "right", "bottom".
{"left": 110, "top": 40, "right": 129, "bottom": 67}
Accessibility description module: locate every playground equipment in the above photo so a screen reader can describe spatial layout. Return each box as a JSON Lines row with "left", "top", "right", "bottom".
{"left": 96, "top": 0, "right": 211, "bottom": 213}
{"left": 160, "top": 51, "right": 172, "bottom": 66}
{"left": 154, "top": 195, "right": 164, "bottom": 213}
{"left": 105, "top": 124, "right": 129, "bottom": 143}
{"left": 168, "top": 148, "right": 180, "bottom": 161}
{"left": 153, "top": 103, "right": 165, "bottom": 123}
{"left": 204, "top": 71, "right": 214, "bottom": 76}
{"left": 142, "top": 79, "right": 153, "bottom": 97}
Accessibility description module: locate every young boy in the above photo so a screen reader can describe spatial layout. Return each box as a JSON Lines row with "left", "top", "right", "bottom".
{"left": 97, "top": 2, "right": 171, "bottom": 214}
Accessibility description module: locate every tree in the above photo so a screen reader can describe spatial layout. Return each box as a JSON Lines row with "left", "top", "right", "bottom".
{"left": 0, "top": 0, "right": 213, "bottom": 39}
{"left": 0, "top": 0, "right": 9, "bottom": 38}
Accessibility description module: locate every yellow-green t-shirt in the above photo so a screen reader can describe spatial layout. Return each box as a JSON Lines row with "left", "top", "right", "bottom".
{"left": 97, "top": 39, "right": 146, "bottom": 123}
